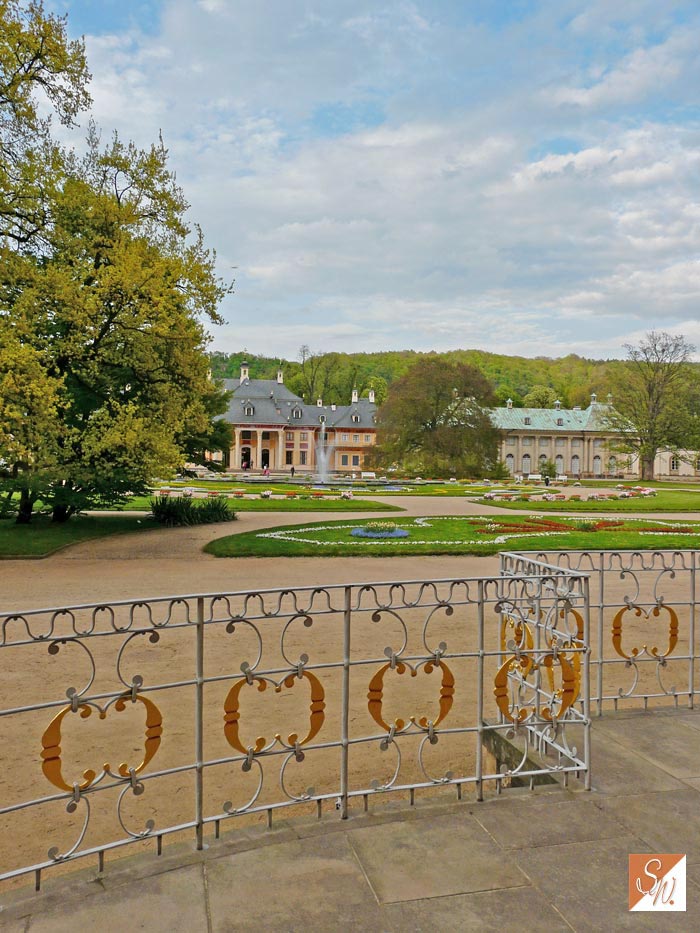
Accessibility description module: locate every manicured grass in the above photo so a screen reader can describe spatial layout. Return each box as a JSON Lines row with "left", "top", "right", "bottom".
{"left": 0, "top": 514, "right": 156, "bottom": 558}
{"left": 477, "top": 490, "right": 700, "bottom": 512}
{"left": 123, "top": 495, "right": 401, "bottom": 512}
{"left": 152, "top": 480, "right": 544, "bottom": 497}
{"left": 204, "top": 515, "right": 700, "bottom": 558}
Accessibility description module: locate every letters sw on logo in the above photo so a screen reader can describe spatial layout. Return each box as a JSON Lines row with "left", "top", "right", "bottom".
{"left": 629, "top": 854, "right": 686, "bottom": 912}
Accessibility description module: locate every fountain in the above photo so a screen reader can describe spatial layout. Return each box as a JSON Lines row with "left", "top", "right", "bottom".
{"left": 315, "top": 421, "right": 334, "bottom": 484}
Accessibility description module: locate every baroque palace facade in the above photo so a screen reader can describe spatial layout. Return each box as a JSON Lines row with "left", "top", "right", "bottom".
{"left": 220, "top": 362, "right": 377, "bottom": 473}
{"left": 219, "top": 366, "right": 696, "bottom": 479}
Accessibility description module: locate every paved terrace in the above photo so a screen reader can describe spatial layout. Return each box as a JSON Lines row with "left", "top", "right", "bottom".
{"left": 1, "top": 707, "right": 698, "bottom": 932}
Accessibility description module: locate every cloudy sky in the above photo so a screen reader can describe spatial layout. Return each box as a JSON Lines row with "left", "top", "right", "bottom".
{"left": 49, "top": 0, "right": 700, "bottom": 360}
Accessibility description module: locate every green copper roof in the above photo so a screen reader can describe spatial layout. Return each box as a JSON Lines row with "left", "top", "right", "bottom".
{"left": 491, "top": 402, "right": 614, "bottom": 433}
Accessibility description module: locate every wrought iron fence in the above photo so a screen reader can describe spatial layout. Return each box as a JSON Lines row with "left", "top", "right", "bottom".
{"left": 502, "top": 549, "right": 698, "bottom": 714}
{"left": 0, "top": 565, "right": 588, "bottom": 890}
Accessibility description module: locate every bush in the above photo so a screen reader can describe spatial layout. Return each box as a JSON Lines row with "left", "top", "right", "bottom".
{"left": 149, "top": 495, "right": 237, "bottom": 527}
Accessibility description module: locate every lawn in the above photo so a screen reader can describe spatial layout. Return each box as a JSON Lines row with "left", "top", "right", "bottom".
{"left": 0, "top": 514, "right": 156, "bottom": 558}
{"left": 478, "top": 489, "right": 700, "bottom": 512}
{"left": 204, "top": 514, "right": 700, "bottom": 558}
{"left": 151, "top": 479, "right": 546, "bottom": 497}
{"left": 123, "top": 495, "right": 401, "bottom": 512}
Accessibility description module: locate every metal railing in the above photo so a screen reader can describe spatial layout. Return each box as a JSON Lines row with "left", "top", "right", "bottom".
{"left": 0, "top": 564, "right": 588, "bottom": 890}
{"left": 502, "top": 549, "right": 699, "bottom": 714}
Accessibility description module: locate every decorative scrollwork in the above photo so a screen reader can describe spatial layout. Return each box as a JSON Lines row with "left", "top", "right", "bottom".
{"left": 612, "top": 603, "right": 679, "bottom": 660}
{"left": 367, "top": 658, "right": 455, "bottom": 732}
{"left": 223, "top": 669, "right": 326, "bottom": 755}
{"left": 40, "top": 694, "right": 163, "bottom": 792}
{"left": 494, "top": 651, "right": 577, "bottom": 723}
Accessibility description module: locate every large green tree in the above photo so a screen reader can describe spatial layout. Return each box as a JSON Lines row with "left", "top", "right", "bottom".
{"left": 374, "top": 358, "right": 500, "bottom": 476}
{"left": 606, "top": 331, "right": 697, "bottom": 480}
{"left": 6, "top": 131, "right": 230, "bottom": 521}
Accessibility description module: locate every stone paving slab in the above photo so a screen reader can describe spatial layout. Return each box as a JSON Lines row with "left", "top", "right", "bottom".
{"left": 598, "top": 787, "right": 700, "bottom": 865}
{"left": 596, "top": 714, "right": 700, "bottom": 780}
{"left": 347, "top": 811, "right": 529, "bottom": 904}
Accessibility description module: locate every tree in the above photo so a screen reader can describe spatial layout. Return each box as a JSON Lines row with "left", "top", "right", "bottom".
{"left": 374, "top": 358, "right": 500, "bottom": 476}
{"left": 523, "top": 385, "right": 558, "bottom": 408}
{"left": 607, "top": 332, "right": 697, "bottom": 480}
{"left": 2, "top": 129, "right": 230, "bottom": 522}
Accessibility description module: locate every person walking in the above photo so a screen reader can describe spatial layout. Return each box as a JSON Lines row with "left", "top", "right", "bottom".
{"left": 290, "top": 465, "right": 295, "bottom": 478}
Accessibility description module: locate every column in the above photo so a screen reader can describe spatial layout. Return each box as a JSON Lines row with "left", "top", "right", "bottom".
{"left": 277, "top": 430, "right": 285, "bottom": 469}
{"left": 233, "top": 429, "right": 241, "bottom": 471}
{"left": 256, "top": 429, "right": 262, "bottom": 469}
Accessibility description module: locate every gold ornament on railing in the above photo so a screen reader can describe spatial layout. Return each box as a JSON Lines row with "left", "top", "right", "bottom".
{"left": 612, "top": 603, "right": 679, "bottom": 660}
{"left": 366, "top": 659, "right": 455, "bottom": 732}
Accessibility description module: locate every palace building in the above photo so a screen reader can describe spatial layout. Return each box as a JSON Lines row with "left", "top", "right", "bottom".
{"left": 491, "top": 394, "right": 632, "bottom": 478}
{"left": 220, "top": 362, "right": 377, "bottom": 473}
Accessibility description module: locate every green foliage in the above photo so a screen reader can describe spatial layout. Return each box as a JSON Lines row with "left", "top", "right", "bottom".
{"left": 540, "top": 459, "right": 557, "bottom": 480}
{"left": 523, "top": 385, "right": 558, "bottom": 408}
{"left": 149, "top": 494, "right": 236, "bottom": 526}
{"left": 374, "top": 358, "right": 500, "bottom": 476}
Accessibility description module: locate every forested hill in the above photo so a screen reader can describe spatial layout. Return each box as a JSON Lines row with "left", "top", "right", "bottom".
{"left": 209, "top": 348, "right": 624, "bottom": 408}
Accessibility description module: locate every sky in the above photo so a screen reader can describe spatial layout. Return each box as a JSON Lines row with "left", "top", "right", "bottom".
{"left": 48, "top": 0, "right": 700, "bottom": 361}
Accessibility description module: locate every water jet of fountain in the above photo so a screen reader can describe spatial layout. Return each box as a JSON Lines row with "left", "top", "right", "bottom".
{"left": 315, "top": 422, "right": 334, "bottom": 484}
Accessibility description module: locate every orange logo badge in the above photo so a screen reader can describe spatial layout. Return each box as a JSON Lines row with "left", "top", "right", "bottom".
{"left": 629, "top": 854, "right": 686, "bottom": 912}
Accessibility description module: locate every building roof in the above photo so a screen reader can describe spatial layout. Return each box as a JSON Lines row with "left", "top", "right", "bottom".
{"left": 491, "top": 401, "right": 615, "bottom": 433}
{"left": 221, "top": 378, "right": 377, "bottom": 429}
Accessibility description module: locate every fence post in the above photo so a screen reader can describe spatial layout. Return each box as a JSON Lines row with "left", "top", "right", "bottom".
{"left": 195, "top": 596, "right": 205, "bottom": 849}
{"left": 582, "top": 575, "right": 592, "bottom": 791}
{"left": 476, "top": 579, "right": 485, "bottom": 802}
{"left": 690, "top": 554, "right": 696, "bottom": 710}
{"left": 340, "top": 586, "right": 351, "bottom": 818}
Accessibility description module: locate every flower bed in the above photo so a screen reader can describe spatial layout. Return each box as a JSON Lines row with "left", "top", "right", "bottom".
{"left": 351, "top": 520, "right": 409, "bottom": 539}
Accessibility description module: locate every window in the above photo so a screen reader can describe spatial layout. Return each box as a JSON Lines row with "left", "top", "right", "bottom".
{"left": 593, "top": 438, "right": 604, "bottom": 448}
{"left": 244, "top": 405, "right": 254, "bottom": 416}
{"left": 593, "top": 455, "right": 602, "bottom": 475}
{"left": 341, "top": 454, "right": 349, "bottom": 466}
{"left": 286, "top": 432, "right": 293, "bottom": 441}
{"left": 571, "top": 439, "right": 581, "bottom": 448}
{"left": 695, "top": 459, "right": 700, "bottom": 472}
{"left": 241, "top": 430, "right": 251, "bottom": 440}
{"left": 364, "top": 434, "right": 371, "bottom": 442}
{"left": 352, "top": 455, "right": 360, "bottom": 466}
{"left": 555, "top": 454, "right": 564, "bottom": 474}
{"left": 351, "top": 414, "right": 360, "bottom": 423}
{"left": 556, "top": 418, "right": 563, "bottom": 426}
{"left": 522, "top": 454, "right": 531, "bottom": 473}
{"left": 292, "top": 408, "right": 302, "bottom": 419}
{"left": 571, "top": 454, "right": 580, "bottom": 474}
{"left": 353, "top": 434, "right": 359, "bottom": 442}
{"left": 555, "top": 438, "right": 565, "bottom": 448}
{"left": 524, "top": 417, "right": 531, "bottom": 425}
{"left": 300, "top": 451, "right": 307, "bottom": 465}
{"left": 262, "top": 431, "right": 269, "bottom": 440}
{"left": 505, "top": 453, "right": 515, "bottom": 473}
{"left": 506, "top": 437, "right": 516, "bottom": 446}
{"left": 342, "top": 433, "right": 348, "bottom": 441}
{"left": 300, "top": 432, "right": 308, "bottom": 440}
{"left": 319, "top": 415, "right": 326, "bottom": 423}
{"left": 671, "top": 457, "right": 679, "bottom": 471}
{"left": 285, "top": 451, "right": 293, "bottom": 465}
{"left": 539, "top": 438, "right": 549, "bottom": 446}
{"left": 522, "top": 437, "right": 532, "bottom": 447}
{"left": 539, "top": 454, "right": 547, "bottom": 465}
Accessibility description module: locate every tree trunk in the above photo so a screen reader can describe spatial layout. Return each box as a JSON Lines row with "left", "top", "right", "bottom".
{"left": 15, "top": 489, "right": 34, "bottom": 524}
{"left": 641, "top": 456, "right": 655, "bottom": 481}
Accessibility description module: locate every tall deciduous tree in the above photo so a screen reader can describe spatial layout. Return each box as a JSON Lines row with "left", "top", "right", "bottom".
{"left": 374, "top": 358, "right": 500, "bottom": 476}
{"left": 607, "top": 331, "right": 697, "bottom": 480}
{"left": 523, "top": 384, "right": 558, "bottom": 408}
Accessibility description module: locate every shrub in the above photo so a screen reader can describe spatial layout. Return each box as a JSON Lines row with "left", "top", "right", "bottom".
{"left": 150, "top": 495, "right": 236, "bottom": 526}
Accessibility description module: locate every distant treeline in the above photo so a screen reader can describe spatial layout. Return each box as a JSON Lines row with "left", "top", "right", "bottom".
{"left": 209, "top": 347, "right": 634, "bottom": 409}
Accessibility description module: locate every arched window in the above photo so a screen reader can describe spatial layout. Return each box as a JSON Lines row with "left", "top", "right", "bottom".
{"left": 608, "top": 455, "right": 617, "bottom": 474}
{"left": 505, "top": 453, "right": 515, "bottom": 474}
{"left": 522, "top": 454, "right": 531, "bottom": 474}
{"left": 571, "top": 454, "right": 580, "bottom": 474}
{"left": 351, "top": 414, "right": 360, "bottom": 423}
{"left": 539, "top": 453, "right": 547, "bottom": 466}
{"left": 244, "top": 405, "right": 254, "bottom": 416}
{"left": 292, "top": 408, "right": 302, "bottom": 419}
{"left": 593, "top": 455, "right": 602, "bottom": 475}
{"left": 555, "top": 454, "right": 564, "bottom": 475}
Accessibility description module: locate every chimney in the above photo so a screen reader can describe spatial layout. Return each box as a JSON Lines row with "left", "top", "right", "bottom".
{"left": 351, "top": 388, "right": 358, "bottom": 403}
{"left": 240, "top": 360, "right": 249, "bottom": 382}
{"left": 331, "top": 403, "right": 336, "bottom": 411}
{"left": 277, "top": 368, "right": 284, "bottom": 384}
{"left": 368, "top": 389, "right": 375, "bottom": 404}
{"left": 590, "top": 392, "right": 597, "bottom": 403}
{"left": 506, "top": 398, "right": 513, "bottom": 409}
{"left": 316, "top": 398, "right": 323, "bottom": 407}
{"left": 554, "top": 399, "right": 561, "bottom": 410}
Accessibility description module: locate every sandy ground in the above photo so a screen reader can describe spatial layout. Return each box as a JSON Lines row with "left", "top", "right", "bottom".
{"left": 1, "top": 490, "right": 697, "bottom": 886}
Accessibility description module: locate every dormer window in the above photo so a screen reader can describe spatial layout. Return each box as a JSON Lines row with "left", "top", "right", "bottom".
{"left": 524, "top": 417, "right": 531, "bottom": 425}
{"left": 244, "top": 405, "right": 254, "bottom": 416}
{"left": 351, "top": 414, "right": 360, "bottom": 423}
{"left": 292, "top": 408, "right": 302, "bottom": 419}
{"left": 556, "top": 418, "right": 563, "bottom": 426}
{"left": 319, "top": 415, "right": 326, "bottom": 424}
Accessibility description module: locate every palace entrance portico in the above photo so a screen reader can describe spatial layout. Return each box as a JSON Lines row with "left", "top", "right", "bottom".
{"left": 231, "top": 427, "right": 286, "bottom": 470}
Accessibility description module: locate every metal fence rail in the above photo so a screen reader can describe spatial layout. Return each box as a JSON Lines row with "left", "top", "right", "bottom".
{"left": 502, "top": 549, "right": 698, "bottom": 714}
{"left": 0, "top": 567, "right": 588, "bottom": 890}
